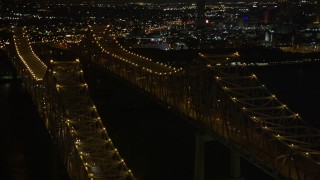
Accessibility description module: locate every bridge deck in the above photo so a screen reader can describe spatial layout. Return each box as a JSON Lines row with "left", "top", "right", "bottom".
{"left": 52, "top": 60, "right": 134, "bottom": 179}
{"left": 89, "top": 25, "right": 180, "bottom": 75}
{"left": 12, "top": 27, "right": 47, "bottom": 81}
{"left": 9, "top": 26, "right": 135, "bottom": 180}
{"left": 79, "top": 28, "right": 320, "bottom": 179}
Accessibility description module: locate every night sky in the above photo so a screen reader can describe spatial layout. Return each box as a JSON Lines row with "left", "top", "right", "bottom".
{"left": 7, "top": 0, "right": 239, "bottom": 4}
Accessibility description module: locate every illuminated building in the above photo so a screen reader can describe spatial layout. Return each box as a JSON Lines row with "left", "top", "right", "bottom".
{"left": 278, "top": 0, "right": 288, "bottom": 3}
{"left": 262, "top": 7, "right": 269, "bottom": 24}
{"left": 316, "top": 0, "right": 320, "bottom": 23}
{"left": 196, "top": 0, "right": 206, "bottom": 30}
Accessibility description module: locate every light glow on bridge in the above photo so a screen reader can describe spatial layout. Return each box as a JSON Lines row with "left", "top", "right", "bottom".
{"left": 10, "top": 27, "right": 136, "bottom": 180}
{"left": 71, "top": 23, "right": 320, "bottom": 179}
{"left": 87, "top": 25, "right": 183, "bottom": 76}
{"left": 13, "top": 27, "right": 47, "bottom": 81}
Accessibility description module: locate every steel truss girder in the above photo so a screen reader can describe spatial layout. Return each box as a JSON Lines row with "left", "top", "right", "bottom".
{"left": 8, "top": 27, "right": 136, "bottom": 180}
{"left": 77, "top": 26, "right": 320, "bottom": 180}
{"left": 51, "top": 60, "right": 135, "bottom": 180}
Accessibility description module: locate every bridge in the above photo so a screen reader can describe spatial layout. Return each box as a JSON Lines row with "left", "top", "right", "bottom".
{"left": 6, "top": 26, "right": 135, "bottom": 180}
{"left": 5, "top": 25, "right": 320, "bottom": 180}
{"left": 76, "top": 25, "right": 320, "bottom": 180}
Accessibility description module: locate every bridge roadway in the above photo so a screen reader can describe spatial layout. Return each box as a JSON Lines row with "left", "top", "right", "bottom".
{"left": 12, "top": 27, "right": 47, "bottom": 81}
{"left": 8, "top": 26, "right": 135, "bottom": 180}
{"left": 74, "top": 24, "right": 320, "bottom": 180}
{"left": 87, "top": 25, "right": 181, "bottom": 75}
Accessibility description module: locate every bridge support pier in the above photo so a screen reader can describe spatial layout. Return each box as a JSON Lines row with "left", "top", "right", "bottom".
{"left": 194, "top": 133, "right": 213, "bottom": 180}
{"left": 230, "top": 150, "right": 242, "bottom": 180}
{"left": 194, "top": 132, "right": 244, "bottom": 180}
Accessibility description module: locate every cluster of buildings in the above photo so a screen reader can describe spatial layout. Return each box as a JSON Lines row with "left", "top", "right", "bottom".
{"left": 1, "top": 1, "right": 320, "bottom": 52}
{"left": 127, "top": 0, "right": 320, "bottom": 52}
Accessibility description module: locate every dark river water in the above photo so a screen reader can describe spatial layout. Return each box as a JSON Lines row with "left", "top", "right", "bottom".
{"left": 1, "top": 48, "right": 319, "bottom": 180}
{"left": 248, "top": 63, "right": 320, "bottom": 129}
{"left": 0, "top": 51, "right": 70, "bottom": 180}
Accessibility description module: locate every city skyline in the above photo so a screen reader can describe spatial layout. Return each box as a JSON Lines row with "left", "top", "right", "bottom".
{"left": 5, "top": 0, "right": 276, "bottom": 4}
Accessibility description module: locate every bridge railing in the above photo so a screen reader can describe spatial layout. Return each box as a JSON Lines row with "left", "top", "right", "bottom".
{"left": 77, "top": 25, "right": 320, "bottom": 180}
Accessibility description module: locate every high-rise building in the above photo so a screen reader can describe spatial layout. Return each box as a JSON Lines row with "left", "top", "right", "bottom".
{"left": 316, "top": 0, "right": 320, "bottom": 23}
{"left": 284, "top": 0, "right": 298, "bottom": 24}
{"left": 262, "top": 7, "right": 269, "bottom": 24}
{"left": 197, "top": 0, "right": 206, "bottom": 30}
{"left": 278, "top": 0, "right": 288, "bottom": 3}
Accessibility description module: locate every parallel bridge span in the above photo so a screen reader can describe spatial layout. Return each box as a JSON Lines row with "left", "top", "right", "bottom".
{"left": 7, "top": 26, "right": 136, "bottom": 180}
{"left": 76, "top": 24, "right": 320, "bottom": 180}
